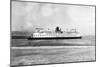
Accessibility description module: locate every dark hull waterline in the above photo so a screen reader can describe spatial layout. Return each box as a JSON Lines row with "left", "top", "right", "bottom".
{"left": 27, "top": 36, "right": 82, "bottom": 40}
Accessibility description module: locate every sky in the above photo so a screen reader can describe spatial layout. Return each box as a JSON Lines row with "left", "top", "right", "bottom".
{"left": 11, "top": 1, "right": 95, "bottom": 35}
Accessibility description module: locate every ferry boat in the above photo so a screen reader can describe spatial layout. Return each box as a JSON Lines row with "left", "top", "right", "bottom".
{"left": 28, "top": 26, "right": 82, "bottom": 40}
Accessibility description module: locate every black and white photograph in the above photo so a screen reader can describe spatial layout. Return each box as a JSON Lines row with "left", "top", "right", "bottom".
{"left": 11, "top": 0, "right": 96, "bottom": 66}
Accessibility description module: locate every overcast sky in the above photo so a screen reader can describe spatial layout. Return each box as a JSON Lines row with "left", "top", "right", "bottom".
{"left": 12, "top": 1, "right": 95, "bottom": 35}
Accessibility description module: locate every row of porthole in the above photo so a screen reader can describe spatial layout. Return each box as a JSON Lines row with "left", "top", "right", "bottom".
{"left": 33, "top": 35, "right": 55, "bottom": 37}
